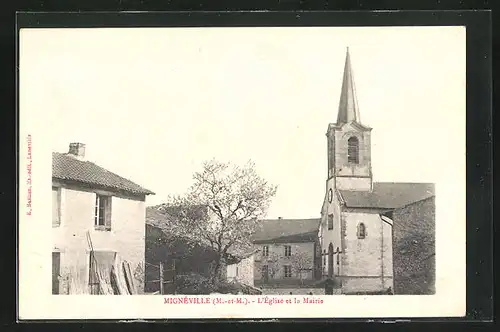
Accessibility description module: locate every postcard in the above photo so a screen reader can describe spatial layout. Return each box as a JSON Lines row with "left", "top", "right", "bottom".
{"left": 18, "top": 25, "right": 466, "bottom": 320}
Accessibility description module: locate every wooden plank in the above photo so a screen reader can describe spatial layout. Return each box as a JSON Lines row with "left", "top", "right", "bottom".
{"left": 159, "top": 261, "right": 164, "bottom": 295}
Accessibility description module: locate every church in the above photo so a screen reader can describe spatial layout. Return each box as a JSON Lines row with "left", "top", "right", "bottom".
{"left": 319, "top": 48, "right": 436, "bottom": 295}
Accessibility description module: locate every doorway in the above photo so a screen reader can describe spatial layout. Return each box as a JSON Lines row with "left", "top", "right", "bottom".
{"left": 52, "top": 252, "right": 61, "bottom": 294}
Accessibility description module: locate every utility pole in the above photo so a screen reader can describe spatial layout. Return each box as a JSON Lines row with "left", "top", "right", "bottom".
{"left": 159, "top": 261, "right": 164, "bottom": 295}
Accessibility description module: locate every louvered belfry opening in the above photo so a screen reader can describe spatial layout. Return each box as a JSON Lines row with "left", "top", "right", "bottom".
{"left": 347, "top": 136, "right": 359, "bottom": 164}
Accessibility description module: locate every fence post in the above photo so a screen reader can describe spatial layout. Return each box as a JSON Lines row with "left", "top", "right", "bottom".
{"left": 172, "top": 259, "right": 176, "bottom": 295}
{"left": 159, "top": 261, "right": 164, "bottom": 295}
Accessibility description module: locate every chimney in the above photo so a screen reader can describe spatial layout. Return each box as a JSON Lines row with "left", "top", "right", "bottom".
{"left": 68, "top": 142, "right": 85, "bottom": 159}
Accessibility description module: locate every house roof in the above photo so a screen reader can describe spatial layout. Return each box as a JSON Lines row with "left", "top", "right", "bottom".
{"left": 338, "top": 182, "right": 435, "bottom": 209}
{"left": 252, "top": 218, "right": 321, "bottom": 244}
{"left": 53, "top": 152, "right": 154, "bottom": 195}
{"left": 227, "top": 248, "right": 259, "bottom": 261}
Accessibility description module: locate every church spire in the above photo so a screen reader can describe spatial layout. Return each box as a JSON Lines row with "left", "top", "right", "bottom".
{"left": 336, "top": 47, "right": 361, "bottom": 125}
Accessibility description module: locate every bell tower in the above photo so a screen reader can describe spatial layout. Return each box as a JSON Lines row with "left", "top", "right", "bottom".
{"left": 327, "top": 48, "right": 373, "bottom": 192}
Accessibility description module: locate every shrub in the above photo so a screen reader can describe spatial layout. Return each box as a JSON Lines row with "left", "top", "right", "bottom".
{"left": 175, "top": 273, "right": 214, "bottom": 295}
{"left": 175, "top": 273, "right": 241, "bottom": 295}
{"left": 215, "top": 280, "right": 240, "bottom": 294}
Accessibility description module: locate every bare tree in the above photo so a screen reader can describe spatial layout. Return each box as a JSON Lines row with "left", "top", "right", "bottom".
{"left": 291, "top": 251, "right": 313, "bottom": 285}
{"left": 159, "top": 159, "right": 277, "bottom": 284}
{"left": 260, "top": 251, "right": 281, "bottom": 281}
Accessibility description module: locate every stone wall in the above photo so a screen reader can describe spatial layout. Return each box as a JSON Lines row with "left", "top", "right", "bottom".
{"left": 341, "top": 277, "right": 394, "bottom": 294}
{"left": 392, "top": 196, "right": 435, "bottom": 295}
{"left": 260, "top": 287, "right": 332, "bottom": 295}
{"left": 341, "top": 211, "right": 393, "bottom": 294}
{"left": 254, "top": 242, "right": 316, "bottom": 281}
{"left": 332, "top": 123, "right": 372, "bottom": 191}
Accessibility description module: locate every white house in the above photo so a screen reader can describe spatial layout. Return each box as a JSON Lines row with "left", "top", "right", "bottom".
{"left": 226, "top": 250, "right": 257, "bottom": 287}
{"left": 52, "top": 142, "right": 154, "bottom": 295}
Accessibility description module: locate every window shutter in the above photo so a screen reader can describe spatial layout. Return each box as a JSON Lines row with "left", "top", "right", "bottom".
{"left": 52, "top": 188, "right": 60, "bottom": 226}
{"left": 94, "top": 195, "right": 99, "bottom": 226}
{"left": 105, "top": 196, "right": 112, "bottom": 230}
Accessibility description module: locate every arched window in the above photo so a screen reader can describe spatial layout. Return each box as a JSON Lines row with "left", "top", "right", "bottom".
{"left": 347, "top": 136, "right": 359, "bottom": 164}
{"left": 357, "top": 223, "right": 366, "bottom": 239}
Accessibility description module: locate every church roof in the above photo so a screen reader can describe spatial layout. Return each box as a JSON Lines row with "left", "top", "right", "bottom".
{"left": 252, "top": 218, "right": 320, "bottom": 244}
{"left": 336, "top": 47, "right": 362, "bottom": 125}
{"left": 338, "top": 182, "right": 435, "bottom": 209}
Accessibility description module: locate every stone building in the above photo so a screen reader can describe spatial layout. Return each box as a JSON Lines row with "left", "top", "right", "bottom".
{"left": 52, "top": 143, "right": 154, "bottom": 295}
{"left": 252, "top": 218, "right": 322, "bottom": 293}
{"left": 319, "top": 48, "right": 435, "bottom": 295}
{"left": 392, "top": 196, "right": 436, "bottom": 294}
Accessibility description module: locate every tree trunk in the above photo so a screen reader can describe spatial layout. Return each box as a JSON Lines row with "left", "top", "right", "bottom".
{"left": 210, "top": 255, "right": 223, "bottom": 286}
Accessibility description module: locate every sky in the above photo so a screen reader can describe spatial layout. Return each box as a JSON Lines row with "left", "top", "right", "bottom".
{"left": 20, "top": 26, "right": 466, "bottom": 219}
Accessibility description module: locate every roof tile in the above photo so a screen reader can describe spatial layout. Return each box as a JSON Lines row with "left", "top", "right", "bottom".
{"left": 52, "top": 152, "right": 154, "bottom": 195}
{"left": 339, "top": 182, "right": 435, "bottom": 209}
{"left": 251, "top": 218, "right": 320, "bottom": 243}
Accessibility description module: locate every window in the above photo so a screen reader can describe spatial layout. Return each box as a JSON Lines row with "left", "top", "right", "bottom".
{"left": 336, "top": 247, "right": 340, "bottom": 265}
{"left": 328, "top": 214, "right": 334, "bottom": 230}
{"left": 262, "top": 245, "right": 269, "bottom": 257}
{"left": 89, "top": 251, "right": 116, "bottom": 295}
{"left": 322, "top": 250, "right": 326, "bottom": 266}
{"left": 94, "top": 194, "right": 112, "bottom": 231}
{"left": 52, "top": 187, "right": 61, "bottom": 227}
{"left": 236, "top": 267, "right": 239, "bottom": 276}
{"left": 357, "top": 223, "right": 366, "bottom": 239}
{"left": 347, "top": 136, "right": 359, "bottom": 164}
{"left": 52, "top": 252, "right": 61, "bottom": 294}
{"left": 284, "top": 245, "right": 292, "bottom": 257}
{"left": 284, "top": 265, "right": 292, "bottom": 278}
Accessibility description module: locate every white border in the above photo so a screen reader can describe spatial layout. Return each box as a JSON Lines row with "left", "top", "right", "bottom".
{"left": 18, "top": 26, "right": 466, "bottom": 320}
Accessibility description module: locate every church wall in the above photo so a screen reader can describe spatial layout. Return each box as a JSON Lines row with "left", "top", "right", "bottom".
{"left": 342, "top": 212, "right": 382, "bottom": 276}
{"left": 382, "top": 220, "right": 394, "bottom": 286}
{"left": 342, "top": 277, "right": 393, "bottom": 294}
{"left": 392, "top": 196, "right": 435, "bottom": 295}
{"left": 334, "top": 129, "right": 371, "bottom": 170}
{"left": 341, "top": 211, "right": 393, "bottom": 293}
{"left": 333, "top": 126, "right": 372, "bottom": 191}
{"left": 336, "top": 177, "right": 372, "bottom": 191}
{"left": 320, "top": 182, "right": 342, "bottom": 276}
